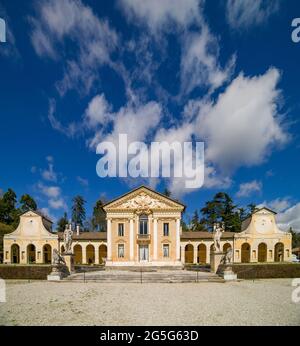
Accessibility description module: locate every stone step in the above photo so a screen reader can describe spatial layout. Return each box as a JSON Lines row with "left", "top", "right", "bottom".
{"left": 64, "top": 270, "right": 224, "bottom": 283}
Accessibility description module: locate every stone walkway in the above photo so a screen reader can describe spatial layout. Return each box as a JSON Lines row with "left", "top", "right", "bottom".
{"left": 0, "top": 279, "right": 299, "bottom": 325}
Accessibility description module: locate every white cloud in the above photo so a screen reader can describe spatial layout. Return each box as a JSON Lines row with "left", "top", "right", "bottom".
{"left": 236, "top": 180, "right": 262, "bottom": 198}
{"left": 89, "top": 99, "right": 162, "bottom": 149}
{"left": 276, "top": 203, "right": 300, "bottom": 232}
{"left": 120, "top": 0, "right": 234, "bottom": 96}
{"left": 84, "top": 94, "right": 113, "bottom": 129}
{"left": 226, "top": 0, "right": 280, "bottom": 30}
{"left": 42, "top": 161, "right": 57, "bottom": 182}
{"left": 38, "top": 183, "right": 61, "bottom": 199}
{"left": 195, "top": 68, "right": 288, "bottom": 172}
{"left": 77, "top": 176, "right": 89, "bottom": 187}
{"left": 48, "top": 198, "right": 67, "bottom": 210}
{"left": 48, "top": 99, "right": 80, "bottom": 137}
{"left": 180, "top": 29, "right": 235, "bottom": 95}
{"left": 257, "top": 197, "right": 299, "bottom": 232}
{"left": 30, "top": 0, "right": 118, "bottom": 95}
{"left": 259, "top": 197, "right": 291, "bottom": 213}
{"left": 119, "top": 0, "right": 201, "bottom": 34}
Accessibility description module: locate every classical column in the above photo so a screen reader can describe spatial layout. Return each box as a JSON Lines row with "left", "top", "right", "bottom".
{"left": 130, "top": 218, "right": 134, "bottom": 261}
{"left": 181, "top": 245, "right": 185, "bottom": 264}
{"left": 193, "top": 244, "right": 198, "bottom": 264}
{"left": 107, "top": 218, "right": 112, "bottom": 261}
{"left": 176, "top": 218, "right": 181, "bottom": 261}
{"left": 95, "top": 245, "right": 100, "bottom": 264}
{"left": 82, "top": 245, "right": 87, "bottom": 264}
{"left": 153, "top": 217, "right": 158, "bottom": 261}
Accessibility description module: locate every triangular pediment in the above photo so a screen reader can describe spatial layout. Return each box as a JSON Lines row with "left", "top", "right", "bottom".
{"left": 103, "top": 186, "right": 184, "bottom": 212}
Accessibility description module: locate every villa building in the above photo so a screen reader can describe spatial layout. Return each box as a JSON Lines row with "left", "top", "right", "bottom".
{"left": 3, "top": 186, "right": 292, "bottom": 267}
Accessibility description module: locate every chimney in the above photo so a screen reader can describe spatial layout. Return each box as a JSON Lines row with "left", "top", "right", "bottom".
{"left": 76, "top": 225, "right": 80, "bottom": 236}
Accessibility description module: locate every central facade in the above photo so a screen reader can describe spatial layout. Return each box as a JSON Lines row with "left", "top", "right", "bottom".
{"left": 103, "top": 186, "right": 185, "bottom": 267}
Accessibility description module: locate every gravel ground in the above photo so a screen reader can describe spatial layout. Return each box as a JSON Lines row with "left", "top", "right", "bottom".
{"left": 0, "top": 279, "right": 299, "bottom": 326}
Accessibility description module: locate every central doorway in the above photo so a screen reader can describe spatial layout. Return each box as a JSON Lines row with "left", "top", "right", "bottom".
{"left": 139, "top": 245, "right": 149, "bottom": 262}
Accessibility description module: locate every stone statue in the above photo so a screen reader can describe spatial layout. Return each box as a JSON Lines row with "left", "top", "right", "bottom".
{"left": 52, "top": 249, "right": 65, "bottom": 265}
{"left": 213, "top": 222, "right": 224, "bottom": 252}
{"left": 222, "top": 247, "right": 233, "bottom": 265}
{"left": 63, "top": 224, "right": 73, "bottom": 254}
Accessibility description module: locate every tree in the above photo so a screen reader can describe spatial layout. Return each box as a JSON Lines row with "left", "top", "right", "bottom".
{"left": 92, "top": 199, "right": 106, "bottom": 231}
{"left": 290, "top": 227, "right": 300, "bottom": 248}
{"left": 71, "top": 195, "right": 86, "bottom": 227}
{"left": 247, "top": 203, "right": 258, "bottom": 216}
{"left": 0, "top": 222, "right": 14, "bottom": 261}
{"left": 181, "top": 220, "right": 189, "bottom": 232}
{"left": 57, "top": 212, "right": 68, "bottom": 232}
{"left": 200, "top": 192, "right": 241, "bottom": 232}
{"left": 20, "top": 194, "right": 37, "bottom": 212}
{"left": 191, "top": 210, "right": 206, "bottom": 231}
{"left": 200, "top": 200, "right": 219, "bottom": 232}
{"left": 0, "top": 188, "right": 17, "bottom": 224}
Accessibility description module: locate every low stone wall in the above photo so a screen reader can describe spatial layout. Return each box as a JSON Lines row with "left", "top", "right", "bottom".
{"left": 0, "top": 265, "right": 52, "bottom": 280}
{"left": 219, "top": 263, "right": 300, "bottom": 279}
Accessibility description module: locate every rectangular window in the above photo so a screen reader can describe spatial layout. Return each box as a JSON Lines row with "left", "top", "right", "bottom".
{"left": 118, "top": 223, "right": 124, "bottom": 237}
{"left": 118, "top": 244, "right": 125, "bottom": 258}
{"left": 139, "top": 216, "right": 148, "bottom": 235}
{"left": 163, "top": 223, "right": 169, "bottom": 236}
{"left": 163, "top": 244, "right": 169, "bottom": 258}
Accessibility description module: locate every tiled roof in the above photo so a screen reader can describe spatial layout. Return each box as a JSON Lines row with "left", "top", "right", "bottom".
{"left": 180, "top": 231, "right": 235, "bottom": 240}
{"left": 57, "top": 232, "right": 107, "bottom": 240}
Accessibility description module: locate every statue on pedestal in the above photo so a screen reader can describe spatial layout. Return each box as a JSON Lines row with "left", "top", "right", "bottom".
{"left": 63, "top": 223, "right": 73, "bottom": 255}
{"left": 47, "top": 249, "right": 68, "bottom": 281}
{"left": 213, "top": 222, "right": 225, "bottom": 252}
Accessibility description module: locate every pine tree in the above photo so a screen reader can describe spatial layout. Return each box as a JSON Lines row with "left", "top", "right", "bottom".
{"left": 191, "top": 210, "right": 206, "bottom": 231}
{"left": 92, "top": 199, "right": 107, "bottom": 231}
{"left": 71, "top": 195, "right": 86, "bottom": 227}
{"left": 57, "top": 212, "right": 68, "bottom": 232}
{"left": 20, "top": 194, "right": 37, "bottom": 212}
{"left": 0, "top": 188, "right": 17, "bottom": 224}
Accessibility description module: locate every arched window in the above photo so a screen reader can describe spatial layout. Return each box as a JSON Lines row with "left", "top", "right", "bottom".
{"left": 99, "top": 245, "right": 107, "bottom": 264}
{"left": 43, "top": 244, "right": 52, "bottom": 264}
{"left": 27, "top": 244, "right": 36, "bottom": 264}
{"left": 275, "top": 243, "right": 284, "bottom": 262}
{"left": 258, "top": 243, "right": 267, "bottom": 263}
{"left": 86, "top": 245, "right": 95, "bottom": 264}
{"left": 198, "top": 244, "right": 206, "bottom": 264}
{"left": 185, "top": 244, "right": 194, "bottom": 264}
{"left": 73, "top": 245, "right": 82, "bottom": 264}
{"left": 139, "top": 214, "right": 148, "bottom": 235}
{"left": 11, "top": 244, "right": 20, "bottom": 264}
{"left": 241, "top": 243, "right": 251, "bottom": 263}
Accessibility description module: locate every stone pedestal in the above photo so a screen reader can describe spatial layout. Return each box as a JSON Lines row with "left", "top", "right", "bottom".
{"left": 63, "top": 253, "right": 75, "bottom": 275}
{"left": 223, "top": 266, "right": 237, "bottom": 281}
{"left": 47, "top": 263, "right": 68, "bottom": 281}
{"left": 210, "top": 251, "right": 224, "bottom": 273}
{"left": 47, "top": 272, "right": 64, "bottom": 281}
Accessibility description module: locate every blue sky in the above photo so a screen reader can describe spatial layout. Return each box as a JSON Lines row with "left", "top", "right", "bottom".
{"left": 0, "top": 0, "right": 300, "bottom": 230}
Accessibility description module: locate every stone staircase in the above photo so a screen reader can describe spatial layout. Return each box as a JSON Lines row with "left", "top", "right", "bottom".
{"left": 64, "top": 269, "right": 224, "bottom": 283}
